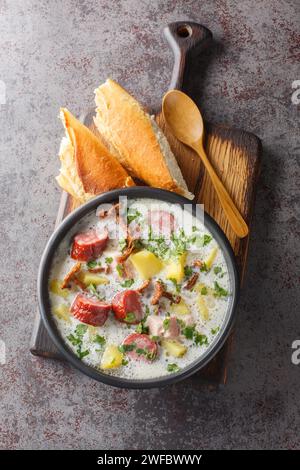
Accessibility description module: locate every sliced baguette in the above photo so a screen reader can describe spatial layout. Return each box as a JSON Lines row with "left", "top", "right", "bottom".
{"left": 94, "top": 79, "right": 194, "bottom": 200}
{"left": 56, "top": 108, "right": 135, "bottom": 204}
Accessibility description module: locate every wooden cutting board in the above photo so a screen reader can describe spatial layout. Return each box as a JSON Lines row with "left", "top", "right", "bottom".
{"left": 30, "top": 22, "right": 261, "bottom": 386}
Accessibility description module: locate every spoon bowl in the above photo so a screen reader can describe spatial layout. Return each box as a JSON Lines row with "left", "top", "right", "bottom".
{"left": 162, "top": 89, "right": 249, "bottom": 239}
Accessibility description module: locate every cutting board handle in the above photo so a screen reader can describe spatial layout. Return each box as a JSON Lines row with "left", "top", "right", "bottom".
{"left": 164, "top": 22, "right": 212, "bottom": 90}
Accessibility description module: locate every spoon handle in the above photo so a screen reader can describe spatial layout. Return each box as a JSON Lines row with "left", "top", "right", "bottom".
{"left": 194, "top": 141, "right": 249, "bottom": 238}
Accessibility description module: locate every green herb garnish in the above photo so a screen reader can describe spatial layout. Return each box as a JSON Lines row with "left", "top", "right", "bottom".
{"left": 127, "top": 209, "right": 141, "bottom": 224}
{"left": 116, "top": 264, "right": 124, "bottom": 277}
{"left": 121, "top": 279, "right": 134, "bottom": 288}
{"left": 87, "top": 260, "right": 98, "bottom": 269}
{"left": 119, "top": 343, "right": 136, "bottom": 353}
{"left": 87, "top": 283, "right": 104, "bottom": 300}
{"left": 67, "top": 324, "right": 89, "bottom": 359}
{"left": 211, "top": 327, "right": 220, "bottom": 335}
{"left": 184, "top": 265, "right": 193, "bottom": 278}
{"left": 93, "top": 335, "right": 106, "bottom": 347}
{"left": 163, "top": 318, "right": 170, "bottom": 330}
{"left": 200, "top": 286, "right": 208, "bottom": 295}
{"left": 213, "top": 281, "right": 228, "bottom": 298}
{"left": 169, "top": 278, "right": 181, "bottom": 293}
{"left": 182, "top": 325, "right": 195, "bottom": 340}
{"left": 194, "top": 332, "right": 209, "bottom": 346}
{"left": 167, "top": 363, "right": 180, "bottom": 373}
{"left": 105, "top": 257, "right": 113, "bottom": 265}
{"left": 119, "top": 238, "right": 127, "bottom": 252}
{"left": 200, "top": 263, "right": 208, "bottom": 272}
{"left": 122, "top": 358, "right": 129, "bottom": 366}
{"left": 124, "top": 312, "right": 136, "bottom": 323}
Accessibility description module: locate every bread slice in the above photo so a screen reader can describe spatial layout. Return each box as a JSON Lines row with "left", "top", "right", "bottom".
{"left": 56, "top": 108, "right": 135, "bottom": 204}
{"left": 94, "top": 79, "right": 194, "bottom": 200}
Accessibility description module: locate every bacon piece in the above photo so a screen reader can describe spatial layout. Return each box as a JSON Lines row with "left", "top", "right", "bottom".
{"left": 87, "top": 266, "right": 105, "bottom": 273}
{"left": 193, "top": 259, "right": 204, "bottom": 269}
{"left": 184, "top": 273, "right": 199, "bottom": 290}
{"left": 136, "top": 279, "right": 151, "bottom": 293}
{"left": 60, "top": 262, "right": 82, "bottom": 289}
{"left": 151, "top": 281, "right": 181, "bottom": 305}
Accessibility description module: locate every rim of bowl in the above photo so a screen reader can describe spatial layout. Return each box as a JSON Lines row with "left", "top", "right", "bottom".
{"left": 37, "top": 187, "right": 240, "bottom": 389}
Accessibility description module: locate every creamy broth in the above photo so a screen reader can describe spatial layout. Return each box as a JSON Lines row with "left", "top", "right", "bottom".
{"left": 49, "top": 198, "right": 231, "bottom": 380}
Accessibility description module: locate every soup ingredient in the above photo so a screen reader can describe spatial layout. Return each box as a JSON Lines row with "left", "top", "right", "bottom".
{"left": 167, "top": 363, "right": 180, "bottom": 373}
{"left": 148, "top": 210, "right": 175, "bottom": 236}
{"left": 169, "top": 299, "right": 189, "bottom": 315}
{"left": 151, "top": 280, "right": 181, "bottom": 305}
{"left": 165, "top": 253, "right": 186, "bottom": 282}
{"left": 100, "top": 344, "right": 123, "bottom": 369}
{"left": 53, "top": 304, "right": 71, "bottom": 323}
{"left": 130, "top": 250, "right": 163, "bottom": 279}
{"left": 112, "top": 290, "right": 143, "bottom": 324}
{"left": 71, "top": 229, "right": 109, "bottom": 261}
{"left": 204, "top": 247, "right": 218, "bottom": 270}
{"left": 197, "top": 295, "right": 209, "bottom": 321}
{"left": 184, "top": 272, "right": 199, "bottom": 290}
{"left": 67, "top": 324, "right": 89, "bottom": 359}
{"left": 146, "top": 315, "right": 180, "bottom": 339}
{"left": 61, "top": 262, "right": 82, "bottom": 288}
{"left": 136, "top": 279, "right": 151, "bottom": 293}
{"left": 213, "top": 281, "right": 228, "bottom": 298}
{"left": 121, "top": 333, "right": 157, "bottom": 362}
{"left": 70, "top": 293, "right": 111, "bottom": 326}
{"left": 161, "top": 339, "right": 187, "bottom": 358}
{"left": 50, "top": 279, "right": 70, "bottom": 298}
{"left": 77, "top": 271, "right": 109, "bottom": 287}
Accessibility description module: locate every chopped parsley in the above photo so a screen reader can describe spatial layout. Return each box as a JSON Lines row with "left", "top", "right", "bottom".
{"left": 200, "top": 286, "right": 208, "bottom": 295}
{"left": 105, "top": 257, "right": 113, "bottom": 265}
{"left": 136, "top": 313, "right": 149, "bottom": 334}
{"left": 93, "top": 335, "right": 106, "bottom": 348}
{"left": 167, "top": 363, "right": 180, "bottom": 373}
{"left": 194, "top": 332, "right": 208, "bottom": 346}
{"left": 124, "top": 312, "right": 136, "bottom": 323}
{"left": 119, "top": 343, "right": 136, "bottom": 353}
{"left": 67, "top": 324, "right": 89, "bottom": 359}
{"left": 122, "top": 358, "right": 129, "bottom": 366}
{"left": 163, "top": 318, "right": 170, "bottom": 330}
{"left": 127, "top": 209, "right": 141, "bottom": 224}
{"left": 121, "top": 279, "right": 134, "bottom": 288}
{"left": 211, "top": 327, "right": 220, "bottom": 335}
{"left": 200, "top": 263, "right": 208, "bottom": 272}
{"left": 213, "top": 266, "right": 222, "bottom": 275}
{"left": 116, "top": 264, "right": 124, "bottom": 277}
{"left": 203, "top": 234, "right": 212, "bottom": 246}
{"left": 87, "top": 260, "right": 99, "bottom": 269}
{"left": 87, "top": 283, "right": 104, "bottom": 300}
{"left": 119, "top": 238, "right": 127, "bottom": 252}
{"left": 213, "top": 281, "right": 228, "bottom": 298}
{"left": 184, "top": 265, "right": 193, "bottom": 278}
{"left": 182, "top": 325, "right": 195, "bottom": 340}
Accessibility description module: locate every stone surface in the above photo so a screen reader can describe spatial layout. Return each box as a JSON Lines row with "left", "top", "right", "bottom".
{"left": 0, "top": 0, "right": 299, "bottom": 450}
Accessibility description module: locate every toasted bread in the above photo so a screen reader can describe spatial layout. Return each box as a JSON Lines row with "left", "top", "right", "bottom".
{"left": 56, "top": 108, "right": 135, "bottom": 204}
{"left": 94, "top": 79, "right": 194, "bottom": 200}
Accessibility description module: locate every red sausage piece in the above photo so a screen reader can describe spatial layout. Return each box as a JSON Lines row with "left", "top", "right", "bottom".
{"left": 71, "top": 229, "right": 108, "bottom": 262}
{"left": 112, "top": 290, "right": 143, "bottom": 324}
{"left": 122, "top": 333, "right": 157, "bottom": 362}
{"left": 70, "top": 294, "right": 110, "bottom": 326}
{"left": 148, "top": 210, "right": 175, "bottom": 237}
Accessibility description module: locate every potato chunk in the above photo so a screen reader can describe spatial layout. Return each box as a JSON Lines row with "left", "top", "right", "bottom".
{"left": 49, "top": 279, "right": 69, "bottom": 298}
{"left": 77, "top": 271, "right": 109, "bottom": 286}
{"left": 53, "top": 304, "right": 71, "bottom": 322}
{"left": 100, "top": 345, "right": 123, "bottom": 370}
{"left": 197, "top": 295, "right": 210, "bottom": 321}
{"left": 130, "top": 250, "right": 163, "bottom": 279}
{"left": 162, "top": 339, "right": 187, "bottom": 357}
{"left": 165, "top": 253, "right": 186, "bottom": 282}
{"left": 204, "top": 247, "right": 218, "bottom": 270}
{"left": 170, "top": 299, "right": 190, "bottom": 315}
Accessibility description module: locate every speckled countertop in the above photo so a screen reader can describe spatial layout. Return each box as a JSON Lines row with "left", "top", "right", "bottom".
{"left": 0, "top": 0, "right": 299, "bottom": 450}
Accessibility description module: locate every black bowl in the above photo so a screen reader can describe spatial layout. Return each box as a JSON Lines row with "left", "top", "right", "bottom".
{"left": 38, "top": 187, "right": 239, "bottom": 388}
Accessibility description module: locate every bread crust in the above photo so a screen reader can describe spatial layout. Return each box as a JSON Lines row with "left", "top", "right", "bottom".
{"left": 57, "top": 108, "right": 134, "bottom": 202}
{"left": 94, "top": 79, "right": 193, "bottom": 199}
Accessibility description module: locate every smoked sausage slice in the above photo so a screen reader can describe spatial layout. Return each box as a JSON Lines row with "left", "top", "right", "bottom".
{"left": 71, "top": 229, "right": 108, "bottom": 262}
{"left": 112, "top": 290, "right": 143, "bottom": 324}
{"left": 122, "top": 333, "right": 157, "bottom": 362}
{"left": 70, "top": 293, "right": 110, "bottom": 326}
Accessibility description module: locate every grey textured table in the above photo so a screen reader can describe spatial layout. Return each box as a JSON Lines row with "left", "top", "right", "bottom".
{"left": 0, "top": 0, "right": 299, "bottom": 450}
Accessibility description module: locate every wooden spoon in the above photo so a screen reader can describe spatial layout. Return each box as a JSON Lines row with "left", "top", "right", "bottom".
{"left": 162, "top": 89, "right": 249, "bottom": 238}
